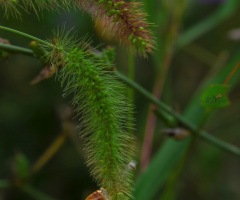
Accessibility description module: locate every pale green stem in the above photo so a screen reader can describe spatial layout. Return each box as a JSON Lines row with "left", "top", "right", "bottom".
{"left": 0, "top": 43, "right": 33, "bottom": 56}
{"left": 116, "top": 72, "right": 240, "bottom": 157}
{"left": 0, "top": 26, "right": 52, "bottom": 47}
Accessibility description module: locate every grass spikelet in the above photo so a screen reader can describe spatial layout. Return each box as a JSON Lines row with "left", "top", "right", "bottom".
{"left": 46, "top": 32, "right": 135, "bottom": 199}
{"left": 80, "top": 0, "right": 155, "bottom": 56}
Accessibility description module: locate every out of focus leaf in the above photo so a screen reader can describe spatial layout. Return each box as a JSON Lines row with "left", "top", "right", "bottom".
{"left": 134, "top": 138, "right": 189, "bottom": 200}
{"left": 0, "top": 50, "right": 9, "bottom": 60}
{"left": 13, "top": 153, "right": 30, "bottom": 181}
{"left": 200, "top": 84, "right": 230, "bottom": 109}
{"left": 177, "top": 0, "right": 239, "bottom": 48}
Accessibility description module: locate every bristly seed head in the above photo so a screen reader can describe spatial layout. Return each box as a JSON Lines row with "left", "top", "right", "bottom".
{"left": 47, "top": 29, "right": 136, "bottom": 199}
{"left": 81, "top": 0, "right": 155, "bottom": 56}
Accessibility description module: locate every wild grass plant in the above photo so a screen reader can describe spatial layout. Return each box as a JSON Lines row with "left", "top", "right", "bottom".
{"left": 0, "top": 0, "right": 240, "bottom": 200}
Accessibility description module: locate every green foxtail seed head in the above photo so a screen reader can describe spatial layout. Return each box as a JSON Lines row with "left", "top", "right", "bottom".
{"left": 53, "top": 43, "right": 135, "bottom": 199}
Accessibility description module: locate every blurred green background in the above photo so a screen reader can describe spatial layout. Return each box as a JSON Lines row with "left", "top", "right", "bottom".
{"left": 0, "top": 0, "right": 240, "bottom": 200}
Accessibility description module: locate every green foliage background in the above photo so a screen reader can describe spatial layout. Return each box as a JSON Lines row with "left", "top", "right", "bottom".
{"left": 1, "top": 0, "right": 240, "bottom": 200}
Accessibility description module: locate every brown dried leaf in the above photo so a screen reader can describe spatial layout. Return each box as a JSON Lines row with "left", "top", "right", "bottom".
{"left": 30, "top": 65, "right": 56, "bottom": 85}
